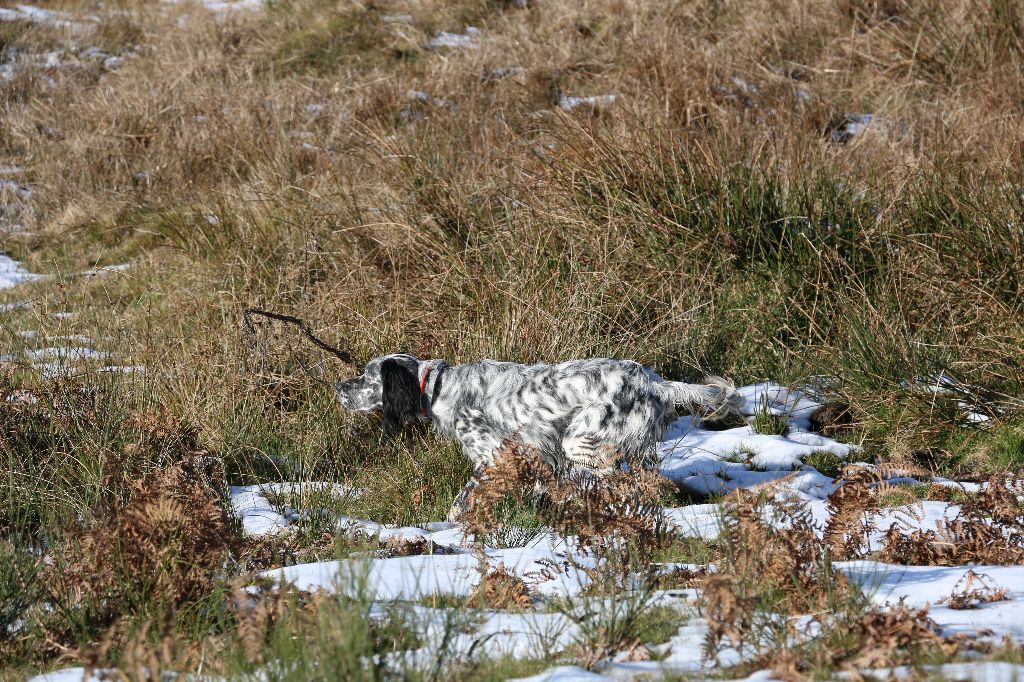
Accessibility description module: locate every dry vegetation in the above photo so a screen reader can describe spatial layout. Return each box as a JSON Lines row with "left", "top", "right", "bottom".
{"left": 3, "top": 0, "right": 1024, "bottom": 678}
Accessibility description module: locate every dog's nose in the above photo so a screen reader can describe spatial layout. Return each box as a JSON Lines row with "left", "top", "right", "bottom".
{"left": 334, "top": 381, "right": 354, "bottom": 406}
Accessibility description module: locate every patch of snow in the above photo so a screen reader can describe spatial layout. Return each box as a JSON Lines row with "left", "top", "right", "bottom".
{"left": 382, "top": 14, "right": 413, "bottom": 24}
{"left": 0, "top": 179, "right": 31, "bottom": 199}
{"left": 558, "top": 95, "right": 617, "bottom": 112}
{"left": 23, "top": 347, "right": 108, "bottom": 362}
{"left": 5, "top": 388, "right": 38, "bottom": 404}
{"left": 0, "top": 253, "right": 43, "bottom": 289}
{"left": 0, "top": 301, "right": 33, "bottom": 312}
{"left": 656, "top": 382, "right": 856, "bottom": 500}
{"left": 928, "top": 477, "right": 986, "bottom": 494}
{"left": 859, "top": 662, "right": 1024, "bottom": 682}
{"left": 202, "top": 0, "right": 263, "bottom": 11}
{"left": 384, "top": 606, "right": 580, "bottom": 670}
{"left": 667, "top": 498, "right": 962, "bottom": 546}
{"left": 231, "top": 485, "right": 290, "bottom": 535}
{"left": 0, "top": 166, "right": 23, "bottom": 175}
{"left": 18, "top": 332, "right": 92, "bottom": 344}
{"left": 26, "top": 669, "right": 108, "bottom": 682}
{"left": 80, "top": 48, "right": 124, "bottom": 70}
{"left": 230, "top": 483, "right": 361, "bottom": 536}
{"left": 510, "top": 666, "right": 607, "bottom": 682}
{"left": 96, "top": 365, "right": 146, "bottom": 374}
{"left": 486, "top": 65, "right": 525, "bottom": 80}
{"left": 76, "top": 263, "right": 132, "bottom": 277}
{"left": 406, "top": 89, "right": 448, "bottom": 107}
{"left": 840, "top": 562, "right": 1024, "bottom": 643}
{"left": 164, "top": 0, "right": 264, "bottom": 12}
{"left": 265, "top": 545, "right": 594, "bottom": 600}
{"left": 429, "top": 29, "right": 479, "bottom": 50}
{"left": 0, "top": 5, "right": 79, "bottom": 29}
{"left": 902, "top": 373, "right": 992, "bottom": 425}
{"left": 831, "top": 113, "right": 877, "bottom": 143}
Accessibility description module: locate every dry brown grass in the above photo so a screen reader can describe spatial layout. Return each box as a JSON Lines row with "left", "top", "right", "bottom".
{"left": 4, "top": 0, "right": 1024, "bottom": 674}
{"left": 3, "top": 0, "right": 1024, "bottom": 481}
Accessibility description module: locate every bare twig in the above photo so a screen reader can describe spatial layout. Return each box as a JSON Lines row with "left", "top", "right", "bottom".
{"left": 242, "top": 308, "right": 360, "bottom": 390}
{"left": 242, "top": 308, "right": 359, "bottom": 367}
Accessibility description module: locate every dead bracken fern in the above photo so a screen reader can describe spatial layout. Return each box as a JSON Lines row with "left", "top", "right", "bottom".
{"left": 704, "top": 489, "right": 851, "bottom": 633}
{"left": 823, "top": 464, "right": 923, "bottom": 558}
{"left": 700, "top": 486, "right": 974, "bottom": 679}
{"left": 228, "top": 581, "right": 297, "bottom": 664}
{"left": 44, "top": 454, "right": 242, "bottom": 648}
{"left": 460, "top": 439, "right": 557, "bottom": 544}
{"left": 840, "top": 605, "right": 951, "bottom": 670}
{"left": 941, "top": 570, "right": 1010, "bottom": 610}
{"left": 879, "top": 473, "right": 1024, "bottom": 566}
{"left": 462, "top": 439, "right": 667, "bottom": 557}
{"left": 466, "top": 561, "right": 532, "bottom": 611}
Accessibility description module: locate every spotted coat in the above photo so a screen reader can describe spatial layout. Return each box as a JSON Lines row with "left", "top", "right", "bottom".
{"left": 335, "top": 355, "right": 742, "bottom": 520}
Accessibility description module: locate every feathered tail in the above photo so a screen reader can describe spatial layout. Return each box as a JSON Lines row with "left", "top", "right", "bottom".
{"left": 655, "top": 376, "right": 745, "bottom": 421}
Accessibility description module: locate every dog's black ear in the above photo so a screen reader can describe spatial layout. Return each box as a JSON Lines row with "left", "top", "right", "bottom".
{"left": 381, "top": 359, "right": 419, "bottom": 433}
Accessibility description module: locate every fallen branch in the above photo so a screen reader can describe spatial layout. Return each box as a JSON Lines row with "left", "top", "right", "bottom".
{"left": 242, "top": 308, "right": 360, "bottom": 391}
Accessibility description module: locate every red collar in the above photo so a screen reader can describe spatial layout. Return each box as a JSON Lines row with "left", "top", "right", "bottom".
{"left": 418, "top": 365, "right": 432, "bottom": 415}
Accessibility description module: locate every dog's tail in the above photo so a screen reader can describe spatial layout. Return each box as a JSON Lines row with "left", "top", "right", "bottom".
{"left": 655, "top": 376, "right": 745, "bottom": 421}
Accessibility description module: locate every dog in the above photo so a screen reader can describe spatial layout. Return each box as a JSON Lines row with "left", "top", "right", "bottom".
{"left": 335, "top": 355, "right": 743, "bottom": 520}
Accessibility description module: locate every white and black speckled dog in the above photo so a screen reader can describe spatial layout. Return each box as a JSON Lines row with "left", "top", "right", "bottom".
{"left": 335, "top": 355, "right": 743, "bottom": 520}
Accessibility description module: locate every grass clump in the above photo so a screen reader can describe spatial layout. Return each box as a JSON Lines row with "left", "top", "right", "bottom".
{"left": 752, "top": 403, "right": 789, "bottom": 436}
{"left": 803, "top": 450, "right": 845, "bottom": 479}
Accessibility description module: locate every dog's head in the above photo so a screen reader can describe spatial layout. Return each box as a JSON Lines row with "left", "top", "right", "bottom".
{"left": 335, "top": 354, "right": 423, "bottom": 432}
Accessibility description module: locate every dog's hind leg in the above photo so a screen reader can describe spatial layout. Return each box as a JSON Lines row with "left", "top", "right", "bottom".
{"left": 560, "top": 402, "right": 654, "bottom": 475}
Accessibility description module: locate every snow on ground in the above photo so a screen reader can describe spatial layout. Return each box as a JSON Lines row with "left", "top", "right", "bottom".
{"left": 854, "top": 662, "right": 1024, "bottom": 682}
{"left": 381, "top": 606, "right": 581, "bottom": 670}
{"left": 231, "top": 376, "right": 1024, "bottom": 679}
{"left": 429, "top": 27, "right": 480, "bottom": 49}
{"left": 842, "top": 562, "right": 1024, "bottom": 643}
{"left": 558, "top": 95, "right": 617, "bottom": 112}
{"left": 265, "top": 543, "right": 595, "bottom": 600}
{"left": 26, "top": 670, "right": 107, "bottom": 682}
{"left": 658, "top": 382, "right": 853, "bottom": 500}
{"left": 230, "top": 482, "right": 361, "bottom": 536}
{"left": 162, "top": 0, "right": 264, "bottom": 12}
{"left": 0, "top": 255, "right": 142, "bottom": 376}
{"left": 0, "top": 253, "right": 43, "bottom": 289}
{"left": 667, "top": 498, "right": 961, "bottom": 546}
{"left": 0, "top": 4, "right": 83, "bottom": 29}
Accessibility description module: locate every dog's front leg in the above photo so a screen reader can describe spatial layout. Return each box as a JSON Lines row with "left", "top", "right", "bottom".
{"left": 445, "top": 407, "right": 503, "bottom": 522}
{"left": 446, "top": 473, "right": 479, "bottom": 523}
